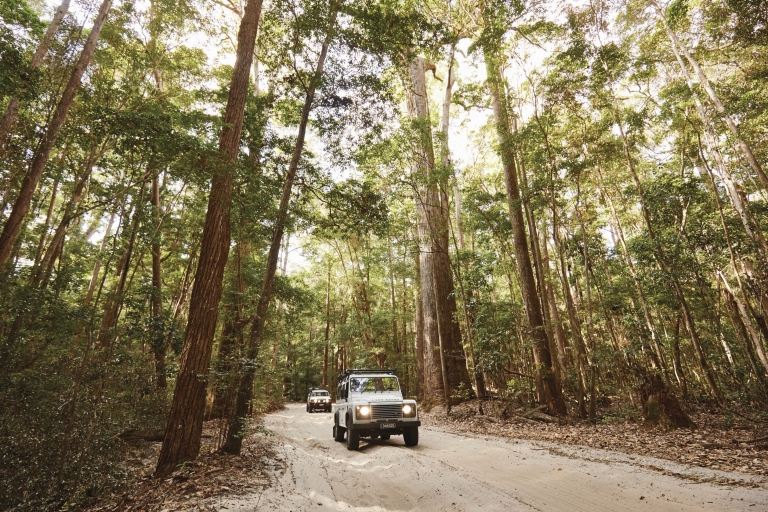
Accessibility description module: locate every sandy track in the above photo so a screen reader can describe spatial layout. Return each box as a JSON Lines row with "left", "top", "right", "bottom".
{"left": 214, "top": 403, "right": 768, "bottom": 511}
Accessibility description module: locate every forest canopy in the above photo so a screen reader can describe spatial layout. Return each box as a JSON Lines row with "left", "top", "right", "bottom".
{"left": 1, "top": 0, "right": 767, "bottom": 508}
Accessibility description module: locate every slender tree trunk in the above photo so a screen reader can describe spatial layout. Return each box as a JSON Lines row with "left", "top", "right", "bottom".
{"left": 650, "top": 0, "right": 767, "bottom": 188}
{"left": 85, "top": 211, "right": 116, "bottom": 306}
{"left": 483, "top": 44, "right": 565, "bottom": 415}
{"left": 33, "top": 146, "right": 102, "bottom": 288}
{"left": 413, "top": 235, "right": 425, "bottom": 401}
{"left": 323, "top": 262, "right": 331, "bottom": 388}
{"left": 0, "top": 0, "right": 71, "bottom": 143}
{"left": 32, "top": 180, "right": 58, "bottom": 268}
{"left": 271, "top": 230, "right": 290, "bottom": 370}
{"left": 150, "top": 169, "right": 166, "bottom": 388}
{"left": 0, "top": 0, "right": 113, "bottom": 267}
{"left": 155, "top": 0, "right": 263, "bottom": 477}
{"left": 540, "top": 228, "right": 569, "bottom": 381}
{"left": 96, "top": 189, "right": 143, "bottom": 349}
{"left": 209, "top": 241, "right": 248, "bottom": 421}
{"left": 221, "top": 11, "right": 335, "bottom": 455}
{"left": 671, "top": 315, "right": 687, "bottom": 397}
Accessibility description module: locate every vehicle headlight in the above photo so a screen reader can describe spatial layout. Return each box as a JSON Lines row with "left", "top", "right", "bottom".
{"left": 355, "top": 405, "right": 371, "bottom": 420}
{"left": 402, "top": 403, "right": 416, "bottom": 417}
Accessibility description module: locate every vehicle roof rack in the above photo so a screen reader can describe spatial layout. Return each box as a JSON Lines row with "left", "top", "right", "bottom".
{"left": 337, "top": 369, "right": 397, "bottom": 383}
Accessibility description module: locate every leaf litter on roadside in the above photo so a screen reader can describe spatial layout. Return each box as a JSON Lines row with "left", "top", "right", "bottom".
{"left": 84, "top": 419, "right": 282, "bottom": 512}
{"left": 420, "top": 400, "right": 768, "bottom": 486}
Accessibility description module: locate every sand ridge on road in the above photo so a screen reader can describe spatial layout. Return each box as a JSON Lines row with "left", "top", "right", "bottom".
{"left": 214, "top": 403, "right": 768, "bottom": 511}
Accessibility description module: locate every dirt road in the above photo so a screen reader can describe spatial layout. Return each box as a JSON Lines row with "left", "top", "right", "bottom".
{"left": 214, "top": 403, "right": 768, "bottom": 511}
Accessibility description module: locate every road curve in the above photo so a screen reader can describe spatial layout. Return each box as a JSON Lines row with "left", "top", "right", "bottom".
{"left": 214, "top": 403, "right": 768, "bottom": 511}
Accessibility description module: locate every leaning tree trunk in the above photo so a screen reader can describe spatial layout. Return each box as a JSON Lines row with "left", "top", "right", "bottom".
{"left": 650, "top": 0, "right": 767, "bottom": 189}
{"left": 221, "top": 9, "right": 336, "bottom": 455}
{"left": 154, "top": 0, "right": 263, "bottom": 477}
{"left": 483, "top": 42, "right": 565, "bottom": 415}
{"left": 0, "top": 0, "right": 71, "bottom": 144}
{"left": 0, "top": 0, "right": 113, "bottom": 268}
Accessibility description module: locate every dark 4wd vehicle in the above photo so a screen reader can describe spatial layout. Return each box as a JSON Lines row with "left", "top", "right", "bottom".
{"left": 332, "top": 369, "right": 419, "bottom": 450}
{"left": 307, "top": 388, "right": 331, "bottom": 412}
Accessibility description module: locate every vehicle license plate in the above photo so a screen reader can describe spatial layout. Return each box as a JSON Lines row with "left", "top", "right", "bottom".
{"left": 380, "top": 423, "right": 396, "bottom": 429}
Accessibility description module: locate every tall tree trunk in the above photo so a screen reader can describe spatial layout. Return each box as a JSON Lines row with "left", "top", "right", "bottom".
{"left": 439, "top": 47, "right": 484, "bottom": 400}
{"left": 221, "top": 10, "right": 335, "bottom": 455}
{"left": 271, "top": 236, "right": 289, "bottom": 370}
{"left": 150, "top": 169, "right": 166, "bottom": 388}
{"left": 405, "top": 56, "right": 472, "bottom": 406}
{"left": 155, "top": 0, "right": 263, "bottom": 477}
{"left": 413, "top": 235, "right": 425, "bottom": 401}
{"left": 483, "top": 43, "right": 565, "bottom": 415}
{"left": 0, "top": 0, "right": 71, "bottom": 143}
{"left": 0, "top": 0, "right": 113, "bottom": 268}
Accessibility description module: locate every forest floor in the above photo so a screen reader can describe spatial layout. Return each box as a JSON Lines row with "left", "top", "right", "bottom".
{"left": 420, "top": 399, "right": 768, "bottom": 481}
{"left": 86, "top": 419, "right": 282, "bottom": 512}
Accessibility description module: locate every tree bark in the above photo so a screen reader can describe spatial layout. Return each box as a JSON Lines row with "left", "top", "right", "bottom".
{"left": 0, "top": 0, "right": 113, "bottom": 268}
{"left": 155, "top": 0, "right": 263, "bottom": 477}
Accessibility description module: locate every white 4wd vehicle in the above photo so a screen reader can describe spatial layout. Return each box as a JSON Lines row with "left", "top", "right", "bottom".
{"left": 307, "top": 388, "right": 332, "bottom": 412}
{"left": 333, "top": 369, "right": 419, "bottom": 450}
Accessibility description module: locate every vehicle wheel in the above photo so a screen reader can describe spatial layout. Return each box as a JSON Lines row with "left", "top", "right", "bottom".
{"left": 346, "top": 416, "right": 359, "bottom": 450}
{"left": 334, "top": 414, "right": 345, "bottom": 442}
{"left": 346, "top": 428, "right": 360, "bottom": 450}
{"left": 403, "top": 426, "right": 418, "bottom": 447}
{"left": 380, "top": 434, "right": 390, "bottom": 441}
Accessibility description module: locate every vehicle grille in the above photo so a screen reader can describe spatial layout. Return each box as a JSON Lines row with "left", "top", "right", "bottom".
{"left": 371, "top": 403, "right": 402, "bottom": 420}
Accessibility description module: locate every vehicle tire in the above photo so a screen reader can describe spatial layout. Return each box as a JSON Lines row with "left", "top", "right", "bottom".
{"left": 334, "top": 414, "right": 345, "bottom": 442}
{"left": 403, "top": 426, "right": 418, "bottom": 447}
{"left": 346, "top": 416, "right": 360, "bottom": 450}
{"left": 380, "top": 434, "right": 390, "bottom": 441}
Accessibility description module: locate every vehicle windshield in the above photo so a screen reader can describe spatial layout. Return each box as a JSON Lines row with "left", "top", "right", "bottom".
{"left": 311, "top": 391, "right": 329, "bottom": 396}
{"left": 350, "top": 377, "right": 400, "bottom": 393}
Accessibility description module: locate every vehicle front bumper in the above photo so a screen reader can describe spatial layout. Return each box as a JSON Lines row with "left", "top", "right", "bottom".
{"left": 347, "top": 419, "right": 421, "bottom": 434}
